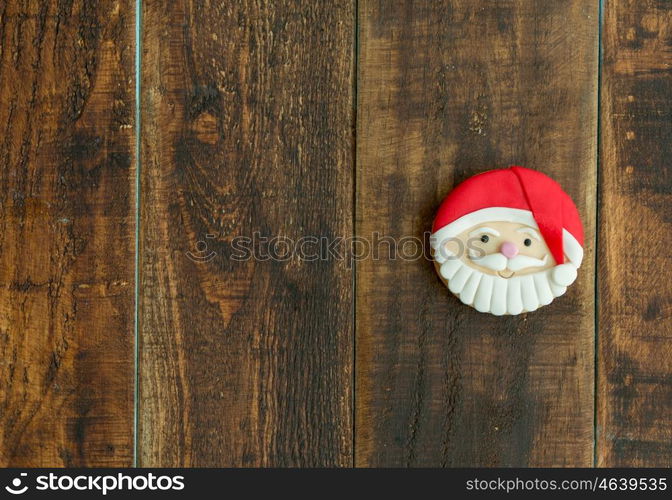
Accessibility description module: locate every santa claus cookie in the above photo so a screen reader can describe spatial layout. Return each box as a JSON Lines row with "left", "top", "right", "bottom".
{"left": 431, "top": 166, "right": 583, "bottom": 315}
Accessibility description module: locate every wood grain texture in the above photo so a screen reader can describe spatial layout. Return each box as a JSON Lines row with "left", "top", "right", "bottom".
{"left": 0, "top": 0, "right": 135, "bottom": 466}
{"left": 356, "top": 0, "right": 598, "bottom": 466}
{"left": 598, "top": 0, "right": 672, "bottom": 467}
{"left": 140, "top": 0, "right": 354, "bottom": 466}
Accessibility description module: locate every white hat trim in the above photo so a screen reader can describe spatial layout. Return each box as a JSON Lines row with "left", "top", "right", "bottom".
{"left": 431, "top": 207, "right": 583, "bottom": 267}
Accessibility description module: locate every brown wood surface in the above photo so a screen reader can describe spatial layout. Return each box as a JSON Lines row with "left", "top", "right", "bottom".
{"left": 356, "top": 0, "right": 598, "bottom": 466}
{"left": 0, "top": 0, "right": 135, "bottom": 466}
{"left": 598, "top": 0, "right": 672, "bottom": 467}
{"left": 2, "top": 0, "right": 671, "bottom": 469}
{"left": 139, "top": 0, "right": 355, "bottom": 466}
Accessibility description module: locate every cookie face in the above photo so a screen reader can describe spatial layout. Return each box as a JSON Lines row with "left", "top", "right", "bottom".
{"left": 445, "top": 221, "right": 556, "bottom": 278}
{"left": 431, "top": 167, "right": 584, "bottom": 315}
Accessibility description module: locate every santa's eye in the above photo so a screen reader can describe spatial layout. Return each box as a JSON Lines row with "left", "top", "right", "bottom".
{"left": 524, "top": 238, "right": 532, "bottom": 247}
{"left": 480, "top": 235, "right": 490, "bottom": 243}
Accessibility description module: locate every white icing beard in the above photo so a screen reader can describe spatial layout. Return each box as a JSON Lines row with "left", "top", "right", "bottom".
{"left": 437, "top": 256, "right": 575, "bottom": 315}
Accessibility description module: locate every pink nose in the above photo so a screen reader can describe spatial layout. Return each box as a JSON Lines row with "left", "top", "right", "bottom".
{"left": 500, "top": 241, "right": 519, "bottom": 259}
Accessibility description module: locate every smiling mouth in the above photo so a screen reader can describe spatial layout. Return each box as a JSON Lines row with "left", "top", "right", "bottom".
{"left": 498, "top": 270, "right": 515, "bottom": 279}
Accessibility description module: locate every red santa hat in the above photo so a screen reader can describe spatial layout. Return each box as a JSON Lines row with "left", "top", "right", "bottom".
{"left": 432, "top": 166, "right": 584, "bottom": 267}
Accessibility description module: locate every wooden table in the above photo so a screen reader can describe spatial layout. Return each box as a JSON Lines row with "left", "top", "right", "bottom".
{"left": 0, "top": 0, "right": 670, "bottom": 467}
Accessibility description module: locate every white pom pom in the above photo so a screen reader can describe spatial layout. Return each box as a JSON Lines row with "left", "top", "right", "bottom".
{"left": 552, "top": 264, "right": 577, "bottom": 287}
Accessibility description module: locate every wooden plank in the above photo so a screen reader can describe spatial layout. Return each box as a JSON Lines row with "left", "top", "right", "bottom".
{"left": 598, "top": 0, "right": 672, "bottom": 467}
{"left": 140, "top": 0, "right": 354, "bottom": 466}
{"left": 0, "top": 0, "right": 135, "bottom": 466}
{"left": 356, "top": 0, "right": 598, "bottom": 466}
